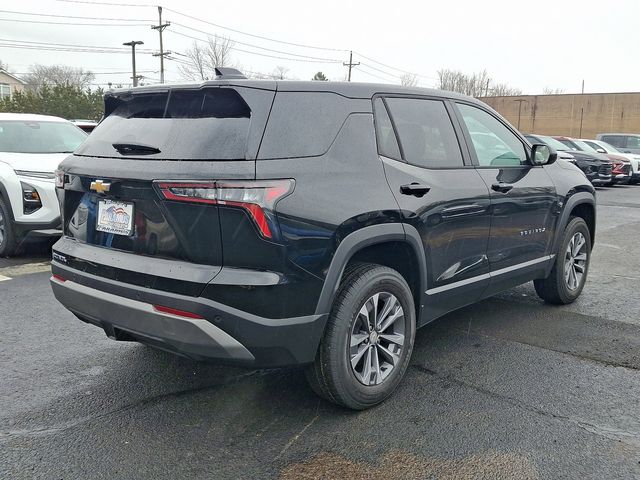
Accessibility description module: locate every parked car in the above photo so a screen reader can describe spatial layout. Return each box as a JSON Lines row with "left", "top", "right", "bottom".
{"left": 70, "top": 119, "right": 98, "bottom": 134}
{"left": 553, "top": 136, "right": 631, "bottom": 185}
{"left": 596, "top": 133, "right": 640, "bottom": 155}
{"left": 0, "top": 113, "right": 87, "bottom": 256}
{"left": 525, "top": 134, "right": 611, "bottom": 185}
{"left": 581, "top": 138, "right": 640, "bottom": 184}
{"left": 50, "top": 70, "right": 596, "bottom": 409}
{"left": 523, "top": 134, "right": 577, "bottom": 164}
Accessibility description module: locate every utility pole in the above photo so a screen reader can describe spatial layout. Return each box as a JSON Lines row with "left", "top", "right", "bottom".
{"left": 514, "top": 99, "right": 528, "bottom": 131}
{"left": 152, "top": 6, "right": 171, "bottom": 83}
{"left": 343, "top": 51, "right": 359, "bottom": 82}
{"left": 123, "top": 40, "right": 144, "bottom": 87}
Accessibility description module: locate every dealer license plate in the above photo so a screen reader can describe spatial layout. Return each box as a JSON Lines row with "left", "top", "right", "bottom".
{"left": 96, "top": 199, "right": 134, "bottom": 236}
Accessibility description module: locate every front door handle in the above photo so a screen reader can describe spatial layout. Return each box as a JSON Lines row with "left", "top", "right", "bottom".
{"left": 491, "top": 182, "right": 514, "bottom": 194}
{"left": 400, "top": 183, "right": 431, "bottom": 197}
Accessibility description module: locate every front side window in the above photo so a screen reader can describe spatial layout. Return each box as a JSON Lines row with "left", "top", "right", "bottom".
{"left": 384, "top": 97, "right": 463, "bottom": 168}
{"left": 457, "top": 103, "right": 528, "bottom": 167}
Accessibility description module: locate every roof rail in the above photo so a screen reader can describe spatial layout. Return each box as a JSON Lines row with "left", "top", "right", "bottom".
{"left": 214, "top": 67, "right": 247, "bottom": 80}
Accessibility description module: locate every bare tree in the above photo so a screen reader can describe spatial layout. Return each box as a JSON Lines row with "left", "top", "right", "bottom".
{"left": 542, "top": 86, "right": 565, "bottom": 95}
{"left": 400, "top": 73, "right": 418, "bottom": 87}
{"left": 178, "top": 36, "right": 234, "bottom": 81}
{"left": 23, "top": 64, "right": 95, "bottom": 91}
{"left": 0, "top": 59, "right": 8, "bottom": 71}
{"left": 437, "top": 69, "right": 521, "bottom": 97}
{"left": 269, "top": 66, "right": 289, "bottom": 80}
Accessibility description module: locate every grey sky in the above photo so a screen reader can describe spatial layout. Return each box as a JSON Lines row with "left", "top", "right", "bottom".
{"left": 1, "top": 0, "right": 638, "bottom": 93}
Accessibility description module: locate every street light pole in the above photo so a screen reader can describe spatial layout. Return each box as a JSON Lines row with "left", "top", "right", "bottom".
{"left": 123, "top": 40, "right": 144, "bottom": 87}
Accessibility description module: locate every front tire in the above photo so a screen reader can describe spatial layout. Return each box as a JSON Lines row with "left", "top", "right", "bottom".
{"left": 305, "top": 263, "right": 416, "bottom": 410}
{"left": 0, "top": 197, "right": 18, "bottom": 257}
{"left": 534, "top": 217, "right": 591, "bottom": 304}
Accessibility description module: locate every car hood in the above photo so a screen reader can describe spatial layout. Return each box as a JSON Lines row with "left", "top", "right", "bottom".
{"left": 0, "top": 152, "right": 70, "bottom": 173}
{"left": 567, "top": 150, "right": 609, "bottom": 164}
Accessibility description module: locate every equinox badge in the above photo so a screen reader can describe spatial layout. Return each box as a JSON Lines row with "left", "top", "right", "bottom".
{"left": 90, "top": 180, "right": 111, "bottom": 194}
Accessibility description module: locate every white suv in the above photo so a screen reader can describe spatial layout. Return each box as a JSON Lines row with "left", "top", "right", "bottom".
{"left": 0, "top": 113, "right": 87, "bottom": 256}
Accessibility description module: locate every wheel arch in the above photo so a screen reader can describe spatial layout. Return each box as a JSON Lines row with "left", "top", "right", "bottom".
{"left": 553, "top": 192, "right": 596, "bottom": 254}
{"left": 0, "top": 181, "right": 15, "bottom": 221}
{"left": 314, "top": 223, "right": 427, "bottom": 324}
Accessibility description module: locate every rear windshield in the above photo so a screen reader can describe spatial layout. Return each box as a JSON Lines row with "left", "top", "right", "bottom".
{"left": 75, "top": 88, "right": 252, "bottom": 160}
{"left": 0, "top": 120, "right": 87, "bottom": 154}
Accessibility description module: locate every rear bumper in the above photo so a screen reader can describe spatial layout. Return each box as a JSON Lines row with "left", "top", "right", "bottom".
{"left": 50, "top": 263, "right": 327, "bottom": 367}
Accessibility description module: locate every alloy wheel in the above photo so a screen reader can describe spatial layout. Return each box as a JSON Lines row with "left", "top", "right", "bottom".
{"left": 564, "top": 232, "right": 587, "bottom": 290}
{"left": 349, "top": 292, "right": 405, "bottom": 386}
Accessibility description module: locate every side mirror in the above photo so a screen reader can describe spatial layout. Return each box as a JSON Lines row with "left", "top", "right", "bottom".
{"left": 531, "top": 144, "right": 557, "bottom": 165}
{"left": 596, "top": 148, "right": 606, "bottom": 154}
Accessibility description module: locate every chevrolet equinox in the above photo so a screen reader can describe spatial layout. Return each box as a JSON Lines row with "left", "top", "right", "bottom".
{"left": 50, "top": 68, "right": 596, "bottom": 410}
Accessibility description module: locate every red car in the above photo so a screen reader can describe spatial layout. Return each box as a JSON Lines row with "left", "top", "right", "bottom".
{"left": 554, "top": 136, "right": 631, "bottom": 185}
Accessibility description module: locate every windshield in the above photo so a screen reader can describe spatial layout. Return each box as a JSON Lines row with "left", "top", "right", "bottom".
{"left": 573, "top": 140, "right": 599, "bottom": 153}
{"left": 595, "top": 141, "right": 621, "bottom": 153}
{"left": 0, "top": 120, "right": 87, "bottom": 154}
{"left": 536, "top": 135, "right": 571, "bottom": 152}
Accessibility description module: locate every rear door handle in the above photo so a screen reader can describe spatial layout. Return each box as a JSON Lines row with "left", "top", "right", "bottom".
{"left": 491, "top": 182, "right": 513, "bottom": 194}
{"left": 400, "top": 183, "right": 431, "bottom": 197}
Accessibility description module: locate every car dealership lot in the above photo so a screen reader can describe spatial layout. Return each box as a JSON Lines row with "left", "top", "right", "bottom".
{"left": 1, "top": 187, "right": 639, "bottom": 479}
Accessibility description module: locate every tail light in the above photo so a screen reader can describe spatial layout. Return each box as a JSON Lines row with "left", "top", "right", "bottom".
{"left": 155, "top": 179, "right": 294, "bottom": 239}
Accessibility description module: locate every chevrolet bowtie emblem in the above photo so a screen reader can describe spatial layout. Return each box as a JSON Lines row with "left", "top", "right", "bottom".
{"left": 90, "top": 180, "right": 111, "bottom": 193}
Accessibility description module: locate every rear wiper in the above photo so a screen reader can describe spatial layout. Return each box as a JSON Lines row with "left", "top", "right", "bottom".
{"left": 112, "top": 143, "right": 161, "bottom": 155}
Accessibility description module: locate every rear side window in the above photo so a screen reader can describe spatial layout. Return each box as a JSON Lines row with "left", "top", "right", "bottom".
{"left": 258, "top": 92, "right": 354, "bottom": 159}
{"left": 373, "top": 98, "right": 401, "bottom": 160}
{"left": 385, "top": 97, "right": 463, "bottom": 169}
{"left": 76, "top": 87, "right": 263, "bottom": 160}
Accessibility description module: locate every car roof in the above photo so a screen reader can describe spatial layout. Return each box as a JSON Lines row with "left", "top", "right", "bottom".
{"left": 0, "top": 112, "right": 70, "bottom": 123}
{"left": 106, "top": 79, "right": 484, "bottom": 104}
{"left": 598, "top": 132, "right": 640, "bottom": 137}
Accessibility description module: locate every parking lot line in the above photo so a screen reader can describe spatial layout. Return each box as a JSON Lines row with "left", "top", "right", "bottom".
{"left": 0, "top": 262, "right": 51, "bottom": 280}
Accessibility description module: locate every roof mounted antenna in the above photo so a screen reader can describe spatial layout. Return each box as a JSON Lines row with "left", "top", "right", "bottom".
{"left": 214, "top": 67, "right": 247, "bottom": 80}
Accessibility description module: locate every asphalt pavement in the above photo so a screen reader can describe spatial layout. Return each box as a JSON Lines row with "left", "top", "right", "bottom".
{"left": 1, "top": 186, "right": 639, "bottom": 479}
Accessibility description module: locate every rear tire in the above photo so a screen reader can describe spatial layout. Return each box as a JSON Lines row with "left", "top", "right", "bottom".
{"left": 0, "top": 197, "right": 18, "bottom": 257}
{"left": 305, "top": 263, "right": 416, "bottom": 410}
{"left": 534, "top": 217, "right": 591, "bottom": 305}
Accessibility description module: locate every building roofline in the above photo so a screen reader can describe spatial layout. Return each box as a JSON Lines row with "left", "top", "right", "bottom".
{"left": 0, "top": 69, "right": 27, "bottom": 85}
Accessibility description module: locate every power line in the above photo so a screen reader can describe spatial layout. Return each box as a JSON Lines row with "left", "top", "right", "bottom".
{"left": 164, "top": 7, "right": 347, "bottom": 53}
{"left": 168, "top": 30, "right": 341, "bottom": 64}
{"left": 0, "top": 38, "right": 154, "bottom": 53}
{"left": 0, "top": 17, "right": 150, "bottom": 26}
{"left": 170, "top": 23, "right": 342, "bottom": 62}
{"left": 0, "top": 8, "right": 153, "bottom": 21}
{"left": 50, "top": 0, "right": 436, "bottom": 82}
{"left": 56, "top": 0, "right": 153, "bottom": 7}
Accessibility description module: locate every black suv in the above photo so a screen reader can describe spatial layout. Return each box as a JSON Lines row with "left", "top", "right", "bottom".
{"left": 51, "top": 69, "right": 596, "bottom": 410}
